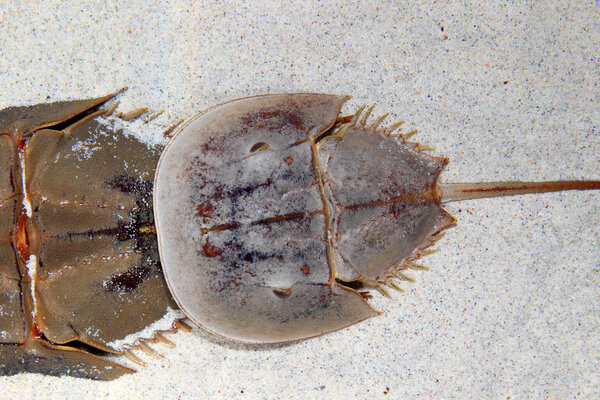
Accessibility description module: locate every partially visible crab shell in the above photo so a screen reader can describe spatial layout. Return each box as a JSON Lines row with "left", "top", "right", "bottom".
{"left": 0, "top": 93, "right": 176, "bottom": 380}
{"left": 154, "top": 94, "right": 453, "bottom": 344}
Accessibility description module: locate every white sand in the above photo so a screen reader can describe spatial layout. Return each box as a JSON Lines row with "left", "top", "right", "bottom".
{"left": 0, "top": 1, "right": 598, "bottom": 398}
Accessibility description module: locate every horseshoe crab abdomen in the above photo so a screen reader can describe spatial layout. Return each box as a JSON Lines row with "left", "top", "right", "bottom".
{"left": 317, "top": 123, "right": 454, "bottom": 283}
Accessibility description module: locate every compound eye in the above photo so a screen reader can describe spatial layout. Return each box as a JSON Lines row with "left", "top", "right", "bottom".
{"left": 249, "top": 142, "right": 269, "bottom": 154}
{"left": 272, "top": 288, "right": 292, "bottom": 299}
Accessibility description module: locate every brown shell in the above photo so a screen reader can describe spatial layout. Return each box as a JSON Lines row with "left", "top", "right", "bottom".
{"left": 0, "top": 93, "right": 175, "bottom": 380}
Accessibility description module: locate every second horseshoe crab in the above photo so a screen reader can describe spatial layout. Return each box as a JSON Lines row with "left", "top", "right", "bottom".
{"left": 1, "top": 92, "right": 598, "bottom": 379}
{"left": 0, "top": 91, "right": 178, "bottom": 380}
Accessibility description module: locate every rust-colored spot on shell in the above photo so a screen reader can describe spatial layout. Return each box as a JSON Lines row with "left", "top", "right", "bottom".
{"left": 196, "top": 203, "right": 214, "bottom": 218}
{"left": 241, "top": 109, "right": 306, "bottom": 131}
{"left": 16, "top": 212, "right": 29, "bottom": 260}
{"left": 202, "top": 239, "right": 223, "bottom": 257}
{"left": 285, "top": 156, "right": 294, "bottom": 165}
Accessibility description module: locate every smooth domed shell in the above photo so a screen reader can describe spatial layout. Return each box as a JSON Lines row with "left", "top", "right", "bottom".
{"left": 154, "top": 94, "right": 452, "bottom": 344}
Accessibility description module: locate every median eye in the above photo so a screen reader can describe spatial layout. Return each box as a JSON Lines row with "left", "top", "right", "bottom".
{"left": 249, "top": 142, "right": 269, "bottom": 153}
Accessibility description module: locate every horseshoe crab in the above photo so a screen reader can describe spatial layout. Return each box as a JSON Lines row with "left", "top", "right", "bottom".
{"left": 154, "top": 94, "right": 600, "bottom": 344}
{"left": 1, "top": 92, "right": 598, "bottom": 379}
